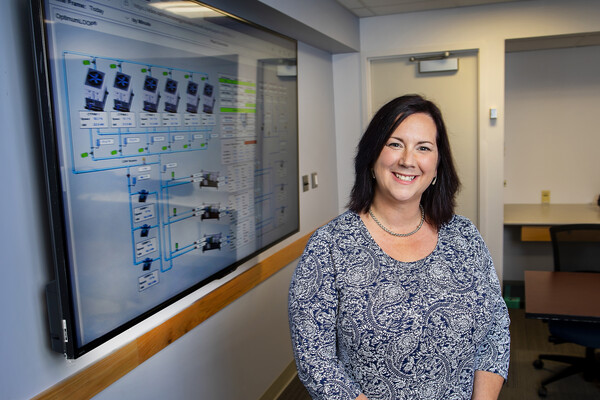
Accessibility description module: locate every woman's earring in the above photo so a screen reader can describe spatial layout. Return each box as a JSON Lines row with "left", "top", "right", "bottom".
{"left": 431, "top": 176, "right": 437, "bottom": 186}
{"left": 371, "top": 169, "right": 376, "bottom": 179}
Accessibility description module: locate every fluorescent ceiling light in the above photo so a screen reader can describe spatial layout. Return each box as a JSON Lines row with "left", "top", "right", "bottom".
{"left": 149, "top": 1, "right": 221, "bottom": 18}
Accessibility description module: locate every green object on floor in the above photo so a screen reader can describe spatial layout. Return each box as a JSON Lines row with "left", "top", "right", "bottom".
{"left": 504, "top": 296, "right": 521, "bottom": 309}
{"left": 503, "top": 283, "right": 521, "bottom": 309}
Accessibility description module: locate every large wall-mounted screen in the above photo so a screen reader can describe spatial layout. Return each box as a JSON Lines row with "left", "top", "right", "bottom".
{"left": 31, "top": 0, "right": 298, "bottom": 358}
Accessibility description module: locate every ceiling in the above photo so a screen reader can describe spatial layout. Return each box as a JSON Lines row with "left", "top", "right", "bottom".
{"left": 335, "top": 0, "right": 530, "bottom": 18}
{"left": 334, "top": 0, "right": 600, "bottom": 51}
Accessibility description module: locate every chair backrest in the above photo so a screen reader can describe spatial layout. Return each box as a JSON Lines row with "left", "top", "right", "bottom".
{"left": 550, "top": 224, "right": 600, "bottom": 272}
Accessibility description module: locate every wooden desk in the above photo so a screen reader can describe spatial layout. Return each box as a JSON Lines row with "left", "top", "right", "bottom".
{"left": 504, "top": 204, "right": 600, "bottom": 226}
{"left": 525, "top": 270, "right": 600, "bottom": 322}
{"left": 504, "top": 204, "right": 600, "bottom": 241}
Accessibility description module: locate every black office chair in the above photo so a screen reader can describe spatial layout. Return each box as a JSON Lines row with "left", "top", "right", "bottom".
{"left": 533, "top": 224, "right": 600, "bottom": 397}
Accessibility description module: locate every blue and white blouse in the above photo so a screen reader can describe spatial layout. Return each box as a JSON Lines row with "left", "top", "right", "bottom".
{"left": 288, "top": 211, "right": 510, "bottom": 400}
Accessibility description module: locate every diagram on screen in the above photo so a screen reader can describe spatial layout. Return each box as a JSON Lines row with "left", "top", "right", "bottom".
{"left": 51, "top": 31, "right": 298, "bottom": 347}
{"left": 60, "top": 50, "right": 296, "bottom": 303}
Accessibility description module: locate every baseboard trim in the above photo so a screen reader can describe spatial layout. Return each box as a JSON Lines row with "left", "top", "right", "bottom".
{"left": 259, "top": 360, "right": 299, "bottom": 400}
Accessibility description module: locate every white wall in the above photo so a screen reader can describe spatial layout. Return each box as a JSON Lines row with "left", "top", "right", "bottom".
{"left": 505, "top": 45, "right": 600, "bottom": 205}
{"left": 332, "top": 0, "right": 600, "bottom": 282}
{"left": 1, "top": 2, "right": 60, "bottom": 399}
{"left": 95, "top": 254, "right": 297, "bottom": 400}
{"left": 258, "top": 0, "right": 359, "bottom": 52}
{"left": 0, "top": 1, "right": 340, "bottom": 399}
{"left": 333, "top": 52, "right": 362, "bottom": 213}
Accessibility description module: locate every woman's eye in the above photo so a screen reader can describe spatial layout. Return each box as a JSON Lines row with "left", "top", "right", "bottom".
{"left": 418, "top": 146, "right": 431, "bottom": 151}
{"left": 388, "top": 142, "right": 401, "bottom": 148}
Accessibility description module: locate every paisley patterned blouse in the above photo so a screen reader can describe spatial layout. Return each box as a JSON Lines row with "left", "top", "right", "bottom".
{"left": 288, "top": 211, "right": 510, "bottom": 400}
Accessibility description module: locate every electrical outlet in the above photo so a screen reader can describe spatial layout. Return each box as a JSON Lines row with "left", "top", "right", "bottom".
{"left": 541, "top": 190, "right": 550, "bottom": 204}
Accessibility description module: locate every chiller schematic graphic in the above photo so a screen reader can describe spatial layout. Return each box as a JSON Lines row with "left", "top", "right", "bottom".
{"left": 62, "top": 51, "right": 268, "bottom": 294}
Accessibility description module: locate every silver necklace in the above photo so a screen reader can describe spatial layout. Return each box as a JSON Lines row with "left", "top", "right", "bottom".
{"left": 368, "top": 204, "right": 425, "bottom": 237}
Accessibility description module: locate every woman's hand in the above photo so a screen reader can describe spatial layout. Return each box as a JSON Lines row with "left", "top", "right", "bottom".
{"left": 355, "top": 394, "right": 369, "bottom": 400}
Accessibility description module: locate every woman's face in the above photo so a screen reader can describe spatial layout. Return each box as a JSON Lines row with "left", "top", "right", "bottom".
{"left": 372, "top": 113, "right": 439, "bottom": 208}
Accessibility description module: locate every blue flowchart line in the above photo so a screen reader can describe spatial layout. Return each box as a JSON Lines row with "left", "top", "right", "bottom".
{"left": 157, "top": 171, "right": 172, "bottom": 273}
{"left": 84, "top": 127, "right": 210, "bottom": 164}
{"left": 64, "top": 51, "right": 210, "bottom": 78}
{"left": 162, "top": 179, "right": 192, "bottom": 189}
{"left": 168, "top": 242, "right": 199, "bottom": 260}
{"left": 127, "top": 169, "right": 164, "bottom": 271}
{"left": 96, "top": 127, "right": 213, "bottom": 136}
{"left": 63, "top": 51, "right": 213, "bottom": 174}
{"left": 167, "top": 212, "right": 196, "bottom": 225}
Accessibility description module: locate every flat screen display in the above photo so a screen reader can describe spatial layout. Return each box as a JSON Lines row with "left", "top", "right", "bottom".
{"left": 31, "top": 0, "right": 298, "bottom": 358}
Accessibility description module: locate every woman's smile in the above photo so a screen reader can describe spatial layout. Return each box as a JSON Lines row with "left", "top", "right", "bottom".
{"left": 392, "top": 172, "right": 417, "bottom": 182}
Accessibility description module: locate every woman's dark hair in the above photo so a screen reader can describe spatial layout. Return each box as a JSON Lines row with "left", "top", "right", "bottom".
{"left": 347, "top": 94, "right": 460, "bottom": 230}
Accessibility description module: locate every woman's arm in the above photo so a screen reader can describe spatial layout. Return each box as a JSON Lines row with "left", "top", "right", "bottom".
{"left": 469, "top": 226, "right": 510, "bottom": 398}
{"left": 289, "top": 229, "right": 362, "bottom": 400}
{"left": 471, "top": 370, "right": 504, "bottom": 400}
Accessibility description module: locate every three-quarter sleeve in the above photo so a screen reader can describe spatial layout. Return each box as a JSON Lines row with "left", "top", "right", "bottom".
{"left": 288, "top": 229, "right": 363, "bottom": 400}
{"left": 473, "top": 236, "right": 511, "bottom": 380}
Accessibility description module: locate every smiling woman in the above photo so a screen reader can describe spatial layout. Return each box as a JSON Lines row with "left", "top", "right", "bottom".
{"left": 349, "top": 94, "right": 459, "bottom": 229}
{"left": 289, "top": 95, "right": 511, "bottom": 400}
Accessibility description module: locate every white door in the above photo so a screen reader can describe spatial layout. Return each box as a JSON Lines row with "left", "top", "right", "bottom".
{"left": 369, "top": 51, "right": 479, "bottom": 225}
